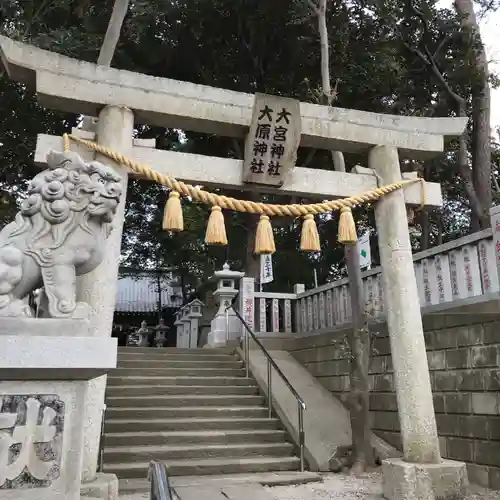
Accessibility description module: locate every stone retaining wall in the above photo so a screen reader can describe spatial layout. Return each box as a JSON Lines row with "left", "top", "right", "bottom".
{"left": 284, "top": 314, "right": 500, "bottom": 490}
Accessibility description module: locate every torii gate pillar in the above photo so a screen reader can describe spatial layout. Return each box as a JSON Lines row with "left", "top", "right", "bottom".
{"left": 370, "top": 146, "right": 467, "bottom": 499}
{"left": 76, "top": 105, "right": 134, "bottom": 484}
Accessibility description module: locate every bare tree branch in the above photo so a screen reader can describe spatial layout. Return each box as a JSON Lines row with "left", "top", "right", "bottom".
{"left": 302, "top": 148, "right": 317, "bottom": 167}
{"left": 405, "top": 0, "right": 491, "bottom": 226}
{"left": 231, "top": 139, "right": 243, "bottom": 159}
{"left": 403, "top": 41, "right": 465, "bottom": 107}
{"left": 433, "top": 34, "right": 452, "bottom": 60}
{"left": 307, "top": 0, "right": 320, "bottom": 14}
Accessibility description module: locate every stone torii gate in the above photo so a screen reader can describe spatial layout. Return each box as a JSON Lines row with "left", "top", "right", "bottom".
{"left": 0, "top": 35, "right": 468, "bottom": 500}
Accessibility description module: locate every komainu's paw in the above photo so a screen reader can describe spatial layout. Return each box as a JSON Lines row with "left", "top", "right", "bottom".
{"left": 71, "top": 302, "right": 92, "bottom": 320}
{"left": 0, "top": 297, "right": 33, "bottom": 317}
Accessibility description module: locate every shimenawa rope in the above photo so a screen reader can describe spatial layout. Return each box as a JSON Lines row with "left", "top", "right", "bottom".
{"left": 63, "top": 133, "right": 425, "bottom": 252}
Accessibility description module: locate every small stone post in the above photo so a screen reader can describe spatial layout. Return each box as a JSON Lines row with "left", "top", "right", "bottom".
{"left": 370, "top": 145, "right": 466, "bottom": 500}
{"left": 77, "top": 105, "right": 134, "bottom": 483}
{"left": 239, "top": 276, "right": 255, "bottom": 337}
{"left": 490, "top": 206, "right": 500, "bottom": 286}
{"left": 187, "top": 299, "right": 204, "bottom": 348}
{"left": 293, "top": 283, "right": 305, "bottom": 332}
{"left": 174, "top": 311, "right": 183, "bottom": 348}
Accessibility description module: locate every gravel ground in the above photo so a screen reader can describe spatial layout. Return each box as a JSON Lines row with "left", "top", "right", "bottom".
{"left": 119, "top": 473, "right": 500, "bottom": 500}
{"left": 265, "top": 473, "right": 500, "bottom": 500}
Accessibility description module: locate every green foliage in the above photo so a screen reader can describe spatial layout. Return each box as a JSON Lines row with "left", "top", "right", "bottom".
{"left": 0, "top": 0, "right": 496, "bottom": 295}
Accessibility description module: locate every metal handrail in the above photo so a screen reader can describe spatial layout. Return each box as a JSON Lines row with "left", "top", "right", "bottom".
{"left": 148, "top": 460, "right": 175, "bottom": 500}
{"left": 97, "top": 404, "right": 107, "bottom": 473}
{"left": 226, "top": 304, "right": 306, "bottom": 472}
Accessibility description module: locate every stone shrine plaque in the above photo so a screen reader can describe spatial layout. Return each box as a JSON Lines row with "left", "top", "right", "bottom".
{"left": 0, "top": 395, "right": 64, "bottom": 489}
{"left": 243, "top": 93, "right": 301, "bottom": 187}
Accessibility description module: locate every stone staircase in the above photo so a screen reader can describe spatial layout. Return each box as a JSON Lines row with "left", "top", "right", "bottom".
{"left": 103, "top": 347, "right": 317, "bottom": 494}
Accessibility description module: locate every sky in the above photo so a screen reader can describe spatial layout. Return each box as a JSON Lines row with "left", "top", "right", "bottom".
{"left": 437, "top": 0, "right": 500, "bottom": 129}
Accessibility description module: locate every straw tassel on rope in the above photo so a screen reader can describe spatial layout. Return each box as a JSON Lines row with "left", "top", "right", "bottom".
{"left": 162, "top": 191, "right": 184, "bottom": 232}
{"left": 205, "top": 206, "right": 228, "bottom": 246}
{"left": 338, "top": 206, "right": 358, "bottom": 244}
{"left": 300, "top": 214, "right": 321, "bottom": 252}
{"left": 255, "top": 215, "right": 276, "bottom": 255}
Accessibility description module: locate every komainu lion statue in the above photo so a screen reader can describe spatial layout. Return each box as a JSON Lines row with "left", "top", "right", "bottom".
{"left": 0, "top": 150, "right": 123, "bottom": 318}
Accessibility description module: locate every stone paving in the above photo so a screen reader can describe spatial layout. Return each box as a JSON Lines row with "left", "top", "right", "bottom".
{"left": 120, "top": 472, "right": 500, "bottom": 500}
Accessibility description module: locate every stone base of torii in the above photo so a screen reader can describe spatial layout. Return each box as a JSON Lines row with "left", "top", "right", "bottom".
{"left": 0, "top": 35, "right": 470, "bottom": 500}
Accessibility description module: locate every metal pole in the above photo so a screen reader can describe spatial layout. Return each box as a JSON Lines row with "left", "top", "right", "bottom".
{"left": 267, "top": 359, "right": 272, "bottom": 418}
{"left": 97, "top": 404, "right": 107, "bottom": 473}
{"left": 298, "top": 402, "right": 305, "bottom": 472}
{"left": 225, "top": 308, "right": 229, "bottom": 344}
{"left": 245, "top": 325, "right": 249, "bottom": 379}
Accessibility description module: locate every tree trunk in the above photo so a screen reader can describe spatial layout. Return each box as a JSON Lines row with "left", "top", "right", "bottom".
{"left": 420, "top": 211, "right": 430, "bottom": 251}
{"left": 81, "top": 0, "right": 130, "bottom": 132}
{"left": 317, "top": 0, "right": 332, "bottom": 103}
{"left": 345, "top": 244, "right": 375, "bottom": 473}
{"left": 436, "top": 213, "right": 444, "bottom": 246}
{"left": 98, "top": 0, "right": 131, "bottom": 66}
{"left": 455, "top": 100, "right": 489, "bottom": 229}
{"left": 244, "top": 219, "right": 260, "bottom": 280}
{"left": 455, "top": 0, "right": 492, "bottom": 228}
{"left": 309, "top": 0, "right": 374, "bottom": 471}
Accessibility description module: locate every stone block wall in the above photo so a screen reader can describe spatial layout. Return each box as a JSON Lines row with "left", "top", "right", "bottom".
{"left": 286, "top": 314, "right": 500, "bottom": 490}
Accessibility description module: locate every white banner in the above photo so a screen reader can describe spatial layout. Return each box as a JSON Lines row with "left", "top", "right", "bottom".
{"left": 358, "top": 232, "right": 372, "bottom": 269}
{"left": 260, "top": 254, "right": 274, "bottom": 284}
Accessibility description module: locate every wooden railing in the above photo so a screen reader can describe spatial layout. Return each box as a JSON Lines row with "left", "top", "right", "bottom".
{"left": 245, "top": 228, "right": 500, "bottom": 336}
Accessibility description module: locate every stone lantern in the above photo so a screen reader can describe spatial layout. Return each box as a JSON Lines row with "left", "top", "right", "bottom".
{"left": 207, "top": 263, "right": 245, "bottom": 347}
{"left": 127, "top": 320, "right": 149, "bottom": 347}
{"left": 153, "top": 318, "right": 168, "bottom": 348}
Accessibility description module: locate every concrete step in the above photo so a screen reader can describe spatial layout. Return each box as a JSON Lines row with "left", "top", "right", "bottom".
{"left": 111, "top": 367, "right": 245, "bottom": 377}
{"left": 104, "top": 442, "right": 294, "bottom": 462}
{"left": 104, "top": 429, "right": 288, "bottom": 447}
{"left": 117, "top": 359, "right": 244, "bottom": 369}
{"left": 117, "top": 347, "right": 234, "bottom": 355}
{"left": 119, "top": 471, "right": 322, "bottom": 494}
{"left": 107, "top": 376, "right": 253, "bottom": 387}
{"left": 106, "top": 385, "right": 259, "bottom": 397}
{"left": 105, "top": 406, "right": 270, "bottom": 420}
{"left": 105, "top": 394, "right": 264, "bottom": 408}
{"left": 105, "top": 417, "right": 281, "bottom": 433}
{"left": 117, "top": 352, "right": 238, "bottom": 362}
{"left": 106, "top": 456, "right": 301, "bottom": 478}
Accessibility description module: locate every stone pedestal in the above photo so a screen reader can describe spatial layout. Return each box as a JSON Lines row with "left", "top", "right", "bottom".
{"left": 382, "top": 459, "right": 468, "bottom": 500}
{"left": 207, "top": 264, "right": 245, "bottom": 347}
{"left": 0, "top": 319, "right": 117, "bottom": 500}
